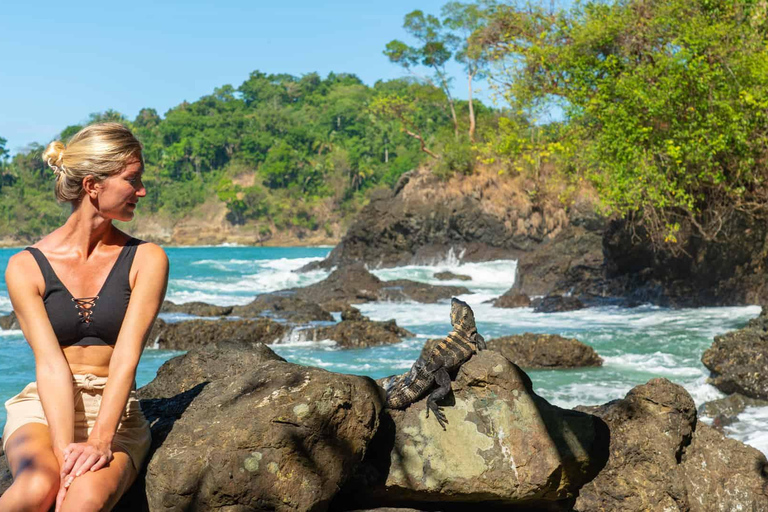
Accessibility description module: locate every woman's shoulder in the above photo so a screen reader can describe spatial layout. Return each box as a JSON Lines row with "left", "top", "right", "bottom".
{"left": 131, "top": 239, "right": 168, "bottom": 267}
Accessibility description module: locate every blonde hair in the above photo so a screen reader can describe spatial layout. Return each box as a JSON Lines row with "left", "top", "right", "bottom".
{"left": 42, "top": 122, "right": 143, "bottom": 203}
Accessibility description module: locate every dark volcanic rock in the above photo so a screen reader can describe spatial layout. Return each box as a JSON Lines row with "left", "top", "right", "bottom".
{"left": 160, "top": 300, "right": 233, "bottom": 317}
{"left": 231, "top": 293, "right": 334, "bottom": 323}
{"left": 0, "top": 440, "right": 9, "bottom": 496}
{"left": 533, "top": 295, "right": 586, "bottom": 313}
{"left": 699, "top": 393, "right": 768, "bottom": 421}
{"left": 338, "top": 351, "right": 610, "bottom": 510}
{"left": 491, "top": 292, "right": 531, "bottom": 309}
{"left": 681, "top": 424, "right": 768, "bottom": 511}
{"left": 433, "top": 271, "right": 471, "bottom": 281}
{"left": 302, "top": 169, "right": 574, "bottom": 271}
{"left": 145, "top": 362, "right": 382, "bottom": 511}
{"left": 151, "top": 317, "right": 288, "bottom": 350}
{"left": 302, "top": 311, "right": 413, "bottom": 348}
{"left": 702, "top": 306, "right": 768, "bottom": 400}
{"left": 291, "top": 264, "right": 469, "bottom": 310}
{"left": 0, "top": 312, "right": 19, "bottom": 330}
{"left": 574, "top": 379, "right": 696, "bottom": 511}
{"left": 487, "top": 333, "right": 603, "bottom": 369}
{"left": 131, "top": 344, "right": 384, "bottom": 512}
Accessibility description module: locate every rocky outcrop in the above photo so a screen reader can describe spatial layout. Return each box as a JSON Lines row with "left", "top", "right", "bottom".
{"left": 486, "top": 334, "right": 603, "bottom": 369}
{"left": 681, "top": 424, "right": 768, "bottom": 512}
{"left": 699, "top": 393, "right": 768, "bottom": 431}
{"left": 126, "top": 343, "right": 384, "bottom": 511}
{"left": 433, "top": 271, "right": 471, "bottom": 281}
{"left": 303, "top": 168, "right": 580, "bottom": 271}
{"left": 0, "top": 441, "right": 9, "bottom": 496}
{"left": 532, "top": 295, "right": 586, "bottom": 313}
{"left": 230, "top": 294, "right": 334, "bottom": 323}
{"left": 491, "top": 292, "right": 531, "bottom": 309}
{"left": 299, "top": 307, "right": 413, "bottom": 348}
{"left": 160, "top": 300, "right": 233, "bottom": 317}
{"left": 150, "top": 317, "right": 288, "bottom": 350}
{"left": 574, "top": 378, "right": 768, "bottom": 511}
{"left": 0, "top": 312, "right": 19, "bottom": 330}
{"left": 702, "top": 306, "right": 768, "bottom": 400}
{"left": 336, "top": 351, "right": 611, "bottom": 510}
{"left": 289, "top": 264, "right": 469, "bottom": 311}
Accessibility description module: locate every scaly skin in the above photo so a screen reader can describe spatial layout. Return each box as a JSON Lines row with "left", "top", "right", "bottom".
{"left": 384, "top": 297, "right": 486, "bottom": 430}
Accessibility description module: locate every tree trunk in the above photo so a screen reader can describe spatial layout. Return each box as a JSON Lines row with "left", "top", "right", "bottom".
{"left": 468, "top": 72, "right": 476, "bottom": 143}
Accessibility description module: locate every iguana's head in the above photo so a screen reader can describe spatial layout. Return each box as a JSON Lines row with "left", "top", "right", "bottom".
{"left": 450, "top": 298, "right": 476, "bottom": 332}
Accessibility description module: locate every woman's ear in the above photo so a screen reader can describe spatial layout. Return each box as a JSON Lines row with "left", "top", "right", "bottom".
{"left": 82, "top": 175, "right": 100, "bottom": 199}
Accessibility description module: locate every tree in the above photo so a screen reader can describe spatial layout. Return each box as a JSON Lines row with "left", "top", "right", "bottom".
{"left": 476, "top": 0, "right": 768, "bottom": 249}
{"left": 370, "top": 95, "right": 440, "bottom": 159}
{"left": 443, "top": 1, "right": 491, "bottom": 142}
{"left": 385, "top": 10, "right": 461, "bottom": 138}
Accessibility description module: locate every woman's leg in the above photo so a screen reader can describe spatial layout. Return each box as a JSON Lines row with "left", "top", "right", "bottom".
{"left": 0, "top": 423, "right": 60, "bottom": 512}
{"left": 58, "top": 450, "right": 136, "bottom": 512}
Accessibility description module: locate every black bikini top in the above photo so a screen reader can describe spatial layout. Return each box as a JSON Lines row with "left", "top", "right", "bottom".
{"left": 24, "top": 238, "right": 142, "bottom": 347}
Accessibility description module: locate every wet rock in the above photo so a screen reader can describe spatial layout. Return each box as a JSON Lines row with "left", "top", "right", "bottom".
{"left": 231, "top": 294, "right": 334, "bottom": 323}
{"left": 682, "top": 424, "right": 768, "bottom": 512}
{"left": 574, "top": 378, "right": 697, "bottom": 511}
{"left": 290, "top": 264, "right": 469, "bottom": 310}
{"left": 487, "top": 333, "right": 603, "bottom": 369}
{"left": 702, "top": 306, "right": 768, "bottom": 400}
{"left": 303, "top": 309, "right": 413, "bottom": 349}
{"left": 491, "top": 292, "right": 531, "bottom": 309}
{"left": 698, "top": 393, "right": 768, "bottom": 420}
{"left": 137, "top": 341, "right": 285, "bottom": 400}
{"left": 129, "top": 344, "right": 384, "bottom": 511}
{"left": 150, "top": 317, "right": 288, "bottom": 350}
{"left": 532, "top": 295, "right": 585, "bottom": 313}
{"left": 433, "top": 271, "right": 471, "bottom": 281}
{"left": 0, "top": 312, "right": 19, "bottom": 330}
{"left": 160, "top": 300, "right": 233, "bottom": 317}
{"left": 337, "top": 351, "right": 610, "bottom": 510}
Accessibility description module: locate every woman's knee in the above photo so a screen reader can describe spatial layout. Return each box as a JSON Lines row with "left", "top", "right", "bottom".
{"left": 8, "top": 468, "right": 59, "bottom": 510}
{"left": 61, "top": 476, "right": 121, "bottom": 512}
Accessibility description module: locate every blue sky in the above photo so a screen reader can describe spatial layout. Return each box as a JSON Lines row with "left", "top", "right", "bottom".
{"left": 0, "top": 0, "right": 489, "bottom": 154}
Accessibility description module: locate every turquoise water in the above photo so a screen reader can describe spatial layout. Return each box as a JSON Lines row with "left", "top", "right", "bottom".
{"left": 1, "top": 245, "right": 766, "bottom": 456}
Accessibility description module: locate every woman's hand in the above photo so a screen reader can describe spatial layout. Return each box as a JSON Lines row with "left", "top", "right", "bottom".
{"left": 60, "top": 440, "right": 114, "bottom": 481}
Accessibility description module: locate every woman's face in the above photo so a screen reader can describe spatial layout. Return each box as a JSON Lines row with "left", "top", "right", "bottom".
{"left": 95, "top": 157, "right": 146, "bottom": 222}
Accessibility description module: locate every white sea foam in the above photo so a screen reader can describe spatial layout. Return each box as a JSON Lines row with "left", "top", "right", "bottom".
{"left": 371, "top": 259, "right": 517, "bottom": 294}
{"left": 725, "top": 405, "right": 768, "bottom": 457}
{"left": 603, "top": 352, "right": 704, "bottom": 378}
{"left": 0, "top": 294, "right": 11, "bottom": 314}
{"left": 0, "top": 329, "right": 22, "bottom": 337}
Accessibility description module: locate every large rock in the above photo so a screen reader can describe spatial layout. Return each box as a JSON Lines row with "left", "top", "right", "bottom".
{"left": 303, "top": 168, "right": 578, "bottom": 271}
{"left": 702, "top": 306, "right": 768, "bottom": 400}
{"left": 532, "top": 295, "right": 586, "bottom": 313}
{"left": 302, "top": 307, "right": 413, "bottom": 348}
{"left": 486, "top": 334, "right": 603, "bottom": 369}
{"left": 574, "top": 378, "right": 697, "bottom": 511}
{"left": 433, "top": 271, "right": 472, "bottom": 281}
{"left": 699, "top": 393, "right": 768, "bottom": 424}
{"left": 0, "top": 312, "right": 19, "bottom": 330}
{"left": 335, "top": 351, "right": 610, "bottom": 509}
{"left": 150, "top": 317, "right": 288, "bottom": 350}
{"left": 127, "top": 343, "right": 384, "bottom": 511}
{"left": 230, "top": 294, "right": 334, "bottom": 323}
{"left": 491, "top": 292, "right": 531, "bottom": 309}
{"left": 681, "top": 424, "right": 768, "bottom": 512}
{"left": 0, "top": 440, "right": 9, "bottom": 496}
{"left": 160, "top": 300, "right": 233, "bottom": 317}
{"left": 290, "top": 264, "right": 469, "bottom": 311}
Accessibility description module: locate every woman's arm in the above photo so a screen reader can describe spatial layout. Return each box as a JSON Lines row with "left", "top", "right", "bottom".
{"left": 62, "top": 242, "right": 169, "bottom": 477}
{"left": 5, "top": 252, "right": 75, "bottom": 460}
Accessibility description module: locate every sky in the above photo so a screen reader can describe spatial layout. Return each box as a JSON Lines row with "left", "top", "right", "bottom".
{"left": 0, "top": 0, "right": 493, "bottom": 154}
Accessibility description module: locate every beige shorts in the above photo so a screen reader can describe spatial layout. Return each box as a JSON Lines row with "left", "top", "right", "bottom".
{"left": 2, "top": 373, "right": 151, "bottom": 471}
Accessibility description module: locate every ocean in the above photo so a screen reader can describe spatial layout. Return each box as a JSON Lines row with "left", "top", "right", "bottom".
{"left": 1, "top": 245, "right": 766, "bottom": 457}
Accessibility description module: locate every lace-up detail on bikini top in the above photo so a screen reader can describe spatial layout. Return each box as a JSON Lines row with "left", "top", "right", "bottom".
{"left": 24, "top": 239, "right": 142, "bottom": 347}
{"left": 72, "top": 296, "right": 99, "bottom": 324}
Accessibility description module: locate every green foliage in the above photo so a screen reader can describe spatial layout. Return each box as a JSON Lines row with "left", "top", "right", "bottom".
{"left": 477, "top": 0, "right": 768, "bottom": 245}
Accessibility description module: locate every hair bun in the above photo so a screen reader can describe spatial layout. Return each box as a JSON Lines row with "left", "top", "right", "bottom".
{"left": 42, "top": 141, "right": 66, "bottom": 178}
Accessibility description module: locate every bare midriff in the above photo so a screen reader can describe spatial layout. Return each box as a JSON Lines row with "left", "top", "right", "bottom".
{"left": 64, "top": 345, "right": 114, "bottom": 377}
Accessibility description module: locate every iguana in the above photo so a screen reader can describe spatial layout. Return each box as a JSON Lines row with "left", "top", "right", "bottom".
{"left": 384, "top": 297, "right": 486, "bottom": 430}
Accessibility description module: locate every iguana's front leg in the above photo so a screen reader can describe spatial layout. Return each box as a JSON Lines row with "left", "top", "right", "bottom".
{"left": 426, "top": 367, "right": 451, "bottom": 430}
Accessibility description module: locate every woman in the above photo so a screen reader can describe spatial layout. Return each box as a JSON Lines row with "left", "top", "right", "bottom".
{"left": 0, "top": 122, "right": 168, "bottom": 511}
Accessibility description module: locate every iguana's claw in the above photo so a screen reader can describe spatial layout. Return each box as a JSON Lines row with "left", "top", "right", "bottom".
{"left": 427, "top": 401, "right": 448, "bottom": 430}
